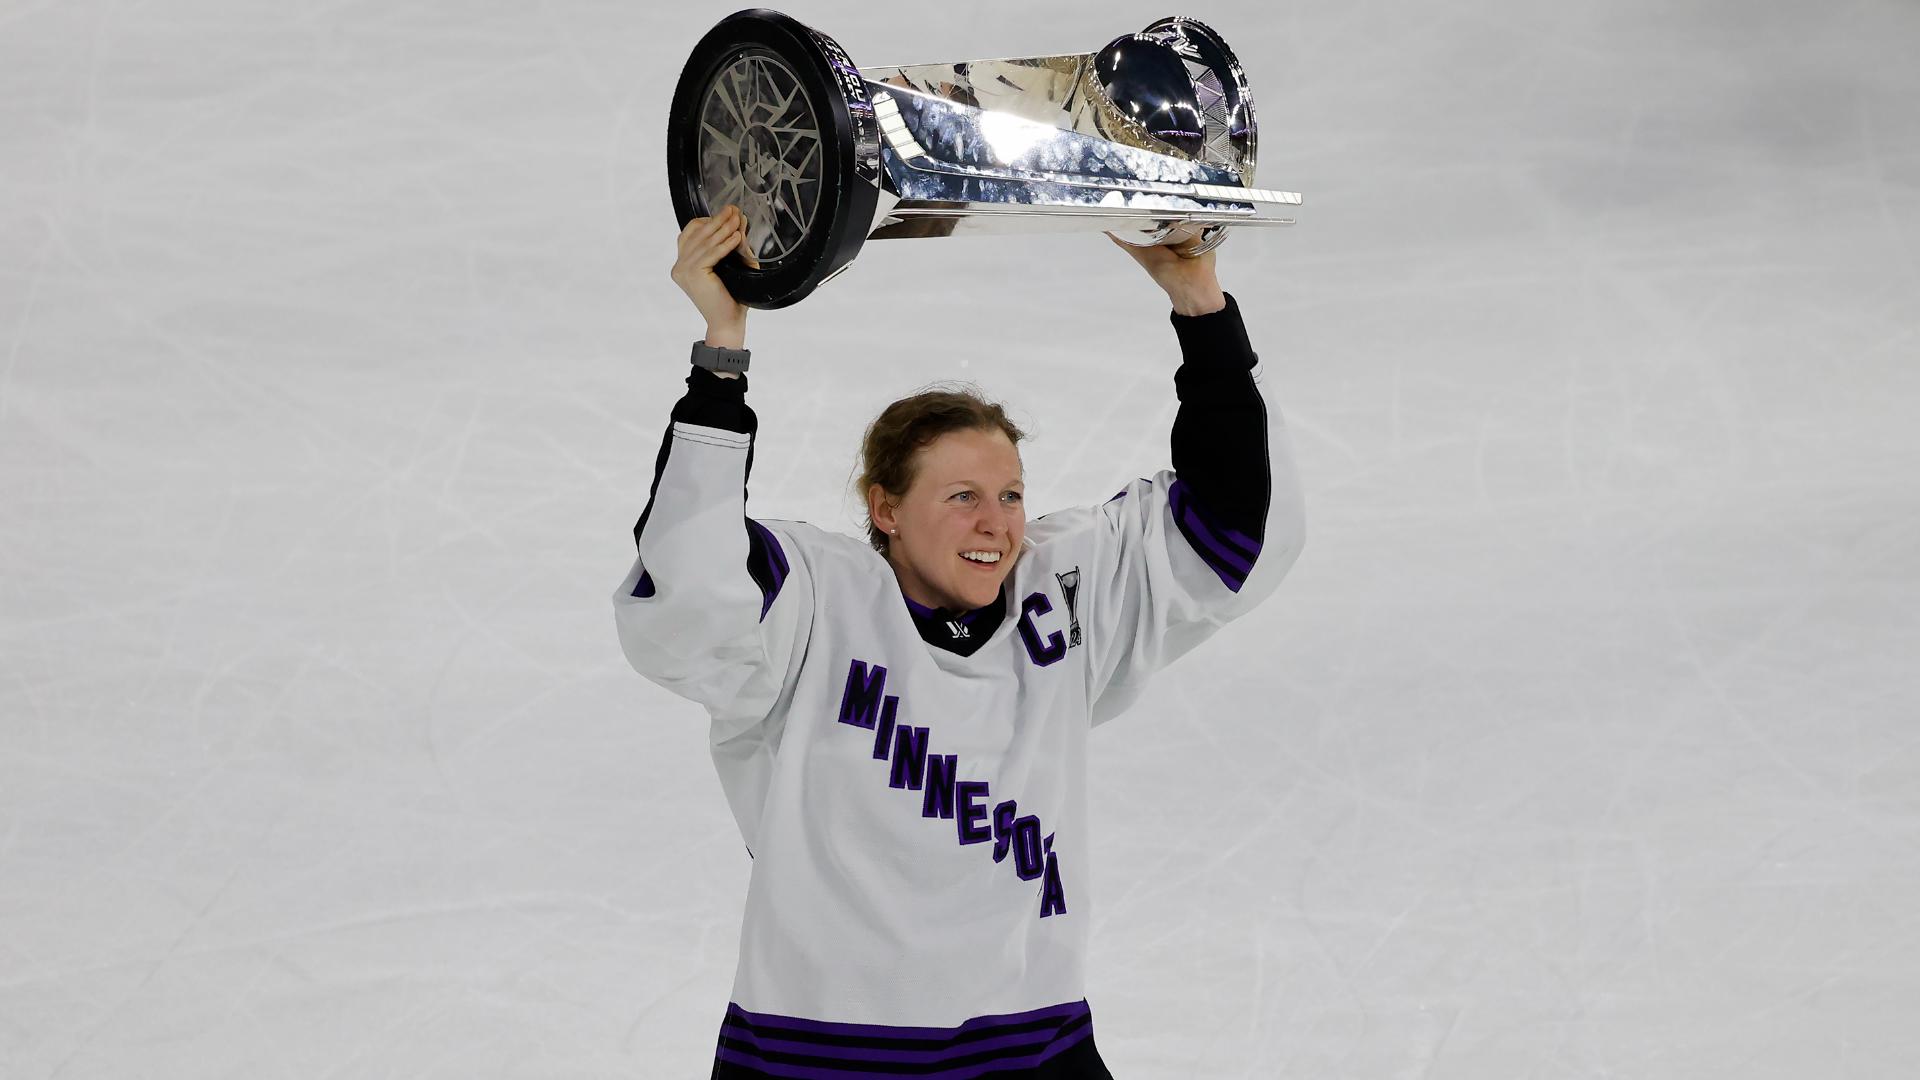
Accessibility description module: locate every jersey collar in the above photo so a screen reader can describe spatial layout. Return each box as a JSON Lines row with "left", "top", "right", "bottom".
{"left": 901, "top": 590, "right": 1007, "bottom": 657}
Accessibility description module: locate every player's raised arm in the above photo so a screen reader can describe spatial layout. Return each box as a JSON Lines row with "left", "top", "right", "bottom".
{"left": 611, "top": 208, "right": 808, "bottom": 735}
{"left": 1071, "top": 236, "right": 1308, "bottom": 724}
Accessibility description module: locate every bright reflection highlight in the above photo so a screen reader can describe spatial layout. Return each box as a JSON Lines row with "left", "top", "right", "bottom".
{"left": 977, "top": 109, "right": 1056, "bottom": 163}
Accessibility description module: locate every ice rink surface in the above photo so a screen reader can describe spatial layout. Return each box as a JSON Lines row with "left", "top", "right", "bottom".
{"left": 3, "top": 0, "right": 1917, "bottom": 1076}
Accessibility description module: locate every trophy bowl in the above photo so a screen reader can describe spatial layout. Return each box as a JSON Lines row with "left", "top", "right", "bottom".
{"left": 667, "top": 8, "right": 1300, "bottom": 309}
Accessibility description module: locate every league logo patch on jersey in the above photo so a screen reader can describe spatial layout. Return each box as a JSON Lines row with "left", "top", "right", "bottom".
{"left": 1055, "top": 568, "right": 1082, "bottom": 648}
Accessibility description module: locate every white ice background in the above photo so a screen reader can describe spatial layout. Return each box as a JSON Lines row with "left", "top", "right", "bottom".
{"left": 3, "top": 0, "right": 1918, "bottom": 1076}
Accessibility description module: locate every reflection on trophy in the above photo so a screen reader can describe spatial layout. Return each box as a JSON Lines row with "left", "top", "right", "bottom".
{"left": 667, "top": 8, "right": 1301, "bottom": 309}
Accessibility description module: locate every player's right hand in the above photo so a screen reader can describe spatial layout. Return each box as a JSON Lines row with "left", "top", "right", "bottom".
{"left": 671, "top": 205, "right": 760, "bottom": 330}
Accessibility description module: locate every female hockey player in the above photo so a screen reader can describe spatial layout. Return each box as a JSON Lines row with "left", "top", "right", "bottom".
{"left": 615, "top": 202, "right": 1306, "bottom": 1079}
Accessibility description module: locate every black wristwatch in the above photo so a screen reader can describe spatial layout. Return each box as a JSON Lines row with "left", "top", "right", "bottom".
{"left": 691, "top": 339, "right": 750, "bottom": 374}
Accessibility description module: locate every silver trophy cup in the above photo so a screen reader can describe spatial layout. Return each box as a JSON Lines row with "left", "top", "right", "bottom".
{"left": 667, "top": 8, "right": 1300, "bottom": 309}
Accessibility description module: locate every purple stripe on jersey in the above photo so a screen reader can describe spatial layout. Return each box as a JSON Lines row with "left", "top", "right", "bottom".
{"left": 721, "top": 999, "right": 1089, "bottom": 1042}
{"left": 746, "top": 519, "right": 789, "bottom": 621}
{"left": 712, "top": 1035, "right": 1092, "bottom": 1079}
{"left": 757, "top": 519, "right": 791, "bottom": 578}
{"left": 714, "top": 1003, "right": 1094, "bottom": 1078}
{"left": 630, "top": 571, "right": 655, "bottom": 598}
{"left": 1167, "top": 480, "right": 1258, "bottom": 592}
{"left": 1168, "top": 479, "right": 1262, "bottom": 561}
{"left": 1179, "top": 524, "right": 1247, "bottom": 593}
{"left": 718, "top": 1023, "right": 1066, "bottom": 1067}
{"left": 1180, "top": 504, "right": 1254, "bottom": 575}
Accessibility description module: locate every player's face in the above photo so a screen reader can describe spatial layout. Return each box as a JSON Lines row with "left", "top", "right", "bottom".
{"left": 883, "top": 427, "right": 1026, "bottom": 612}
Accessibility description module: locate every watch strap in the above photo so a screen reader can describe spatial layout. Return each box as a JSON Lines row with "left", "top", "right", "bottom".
{"left": 691, "top": 339, "right": 750, "bottom": 374}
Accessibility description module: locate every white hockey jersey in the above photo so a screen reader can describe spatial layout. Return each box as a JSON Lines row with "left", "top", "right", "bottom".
{"left": 613, "top": 294, "right": 1305, "bottom": 1077}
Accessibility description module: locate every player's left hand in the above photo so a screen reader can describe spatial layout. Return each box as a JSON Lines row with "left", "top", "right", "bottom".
{"left": 1106, "top": 230, "right": 1223, "bottom": 310}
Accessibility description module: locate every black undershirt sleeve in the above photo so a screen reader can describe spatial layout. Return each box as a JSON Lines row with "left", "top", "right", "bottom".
{"left": 1166, "top": 291, "right": 1271, "bottom": 542}
{"left": 670, "top": 366, "right": 755, "bottom": 434}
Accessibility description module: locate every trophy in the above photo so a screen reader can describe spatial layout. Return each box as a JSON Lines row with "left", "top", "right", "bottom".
{"left": 667, "top": 8, "right": 1300, "bottom": 309}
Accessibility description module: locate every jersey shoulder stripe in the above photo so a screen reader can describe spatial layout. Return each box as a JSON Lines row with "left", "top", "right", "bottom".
{"left": 1168, "top": 478, "right": 1264, "bottom": 592}
{"left": 744, "top": 518, "right": 790, "bottom": 621}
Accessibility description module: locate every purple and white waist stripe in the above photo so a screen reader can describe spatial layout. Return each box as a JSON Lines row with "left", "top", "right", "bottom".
{"left": 714, "top": 999, "right": 1095, "bottom": 1078}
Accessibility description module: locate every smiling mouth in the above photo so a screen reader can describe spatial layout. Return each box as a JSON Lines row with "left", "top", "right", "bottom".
{"left": 959, "top": 551, "right": 1003, "bottom": 569}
